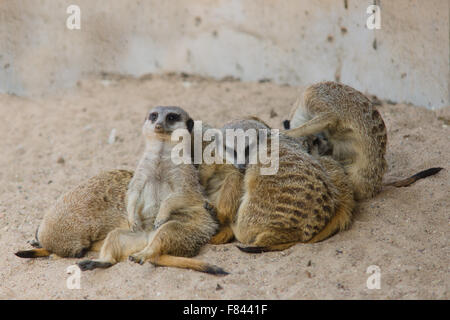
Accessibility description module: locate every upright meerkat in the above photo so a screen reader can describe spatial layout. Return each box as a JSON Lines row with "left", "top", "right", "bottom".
{"left": 199, "top": 118, "right": 355, "bottom": 251}
{"left": 78, "top": 106, "right": 226, "bottom": 275}
{"left": 282, "top": 81, "right": 442, "bottom": 200}
{"left": 15, "top": 170, "right": 133, "bottom": 259}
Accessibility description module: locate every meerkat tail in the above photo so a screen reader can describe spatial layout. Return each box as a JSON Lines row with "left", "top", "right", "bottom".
{"left": 209, "top": 225, "right": 235, "bottom": 245}
{"left": 150, "top": 254, "right": 229, "bottom": 275}
{"left": 236, "top": 242, "right": 298, "bottom": 254}
{"left": 385, "top": 167, "right": 443, "bottom": 187}
{"left": 15, "top": 248, "right": 51, "bottom": 258}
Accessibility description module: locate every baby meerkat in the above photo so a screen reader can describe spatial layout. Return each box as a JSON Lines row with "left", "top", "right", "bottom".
{"left": 15, "top": 170, "right": 133, "bottom": 259}
{"left": 199, "top": 118, "right": 355, "bottom": 252}
{"left": 283, "top": 81, "right": 442, "bottom": 200}
{"left": 79, "top": 106, "right": 226, "bottom": 275}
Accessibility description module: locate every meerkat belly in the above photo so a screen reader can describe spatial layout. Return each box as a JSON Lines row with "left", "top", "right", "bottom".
{"left": 139, "top": 177, "right": 175, "bottom": 228}
{"left": 139, "top": 182, "right": 160, "bottom": 228}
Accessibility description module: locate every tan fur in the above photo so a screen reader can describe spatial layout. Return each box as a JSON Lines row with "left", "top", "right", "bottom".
{"left": 15, "top": 170, "right": 133, "bottom": 259}
{"left": 284, "top": 81, "right": 387, "bottom": 200}
{"left": 94, "top": 229, "right": 149, "bottom": 264}
{"left": 79, "top": 107, "right": 226, "bottom": 275}
{"left": 198, "top": 163, "right": 244, "bottom": 244}
{"left": 307, "top": 156, "right": 354, "bottom": 243}
{"left": 199, "top": 119, "right": 355, "bottom": 252}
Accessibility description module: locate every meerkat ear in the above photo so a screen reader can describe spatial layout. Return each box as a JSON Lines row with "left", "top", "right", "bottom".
{"left": 282, "top": 120, "right": 290, "bottom": 130}
{"left": 186, "top": 118, "right": 194, "bottom": 132}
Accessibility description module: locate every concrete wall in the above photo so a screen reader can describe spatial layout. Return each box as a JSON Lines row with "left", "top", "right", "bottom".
{"left": 0, "top": 0, "right": 448, "bottom": 109}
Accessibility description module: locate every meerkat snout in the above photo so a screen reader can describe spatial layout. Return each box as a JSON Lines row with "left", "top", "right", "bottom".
{"left": 154, "top": 123, "right": 164, "bottom": 134}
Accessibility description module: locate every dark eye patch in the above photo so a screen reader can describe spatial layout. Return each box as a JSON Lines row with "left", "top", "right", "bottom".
{"left": 166, "top": 113, "right": 181, "bottom": 122}
{"left": 149, "top": 112, "right": 158, "bottom": 122}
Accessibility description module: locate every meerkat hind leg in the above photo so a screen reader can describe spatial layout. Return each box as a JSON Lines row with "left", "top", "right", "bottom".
{"left": 210, "top": 225, "right": 235, "bottom": 244}
{"left": 78, "top": 229, "right": 148, "bottom": 271}
{"left": 129, "top": 222, "right": 178, "bottom": 265}
{"left": 307, "top": 203, "right": 353, "bottom": 243}
{"left": 129, "top": 222, "right": 228, "bottom": 275}
{"left": 154, "top": 193, "right": 209, "bottom": 229}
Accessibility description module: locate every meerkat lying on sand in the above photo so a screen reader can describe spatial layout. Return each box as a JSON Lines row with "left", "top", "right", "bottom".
{"left": 15, "top": 170, "right": 132, "bottom": 259}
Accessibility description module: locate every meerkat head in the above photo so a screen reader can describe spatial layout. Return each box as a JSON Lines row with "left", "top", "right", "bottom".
{"left": 143, "top": 106, "right": 194, "bottom": 140}
{"left": 221, "top": 117, "right": 271, "bottom": 171}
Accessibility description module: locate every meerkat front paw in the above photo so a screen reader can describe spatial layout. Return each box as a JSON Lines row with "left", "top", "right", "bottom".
{"left": 153, "top": 218, "right": 168, "bottom": 230}
{"left": 128, "top": 253, "right": 147, "bottom": 265}
{"left": 130, "top": 219, "right": 144, "bottom": 232}
{"left": 27, "top": 239, "right": 41, "bottom": 248}
{"left": 128, "top": 211, "right": 144, "bottom": 232}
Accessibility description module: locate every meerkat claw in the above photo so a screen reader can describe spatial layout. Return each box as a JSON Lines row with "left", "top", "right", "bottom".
{"left": 153, "top": 219, "right": 168, "bottom": 230}
{"left": 131, "top": 222, "right": 143, "bottom": 233}
{"left": 27, "top": 239, "right": 41, "bottom": 248}
{"left": 129, "top": 255, "right": 144, "bottom": 265}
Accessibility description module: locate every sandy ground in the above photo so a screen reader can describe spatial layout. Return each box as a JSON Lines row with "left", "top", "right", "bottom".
{"left": 0, "top": 74, "right": 448, "bottom": 299}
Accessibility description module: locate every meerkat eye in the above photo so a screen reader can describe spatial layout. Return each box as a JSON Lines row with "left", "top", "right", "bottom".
{"left": 149, "top": 113, "right": 158, "bottom": 122}
{"left": 166, "top": 113, "right": 180, "bottom": 122}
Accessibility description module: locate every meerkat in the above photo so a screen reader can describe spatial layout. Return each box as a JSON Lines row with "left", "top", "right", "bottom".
{"left": 199, "top": 118, "right": 355, "bottom": 252}
{"left": 15, "top": 170, "right": 133, "bottom": 259}
{"left": 282, "top": 81, "right": 442, "bottom": 200}
{"left": 78, "top": 106, "right": 227, "bottom": 275}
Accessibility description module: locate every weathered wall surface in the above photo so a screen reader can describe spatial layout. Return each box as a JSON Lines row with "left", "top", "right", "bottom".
{"left": 0, "top": 0, "right": 448, "bottom": 108}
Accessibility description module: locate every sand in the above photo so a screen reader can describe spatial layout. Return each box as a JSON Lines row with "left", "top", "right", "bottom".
{"left": 0, "top": 73, "right": 448, "bottom": 299}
